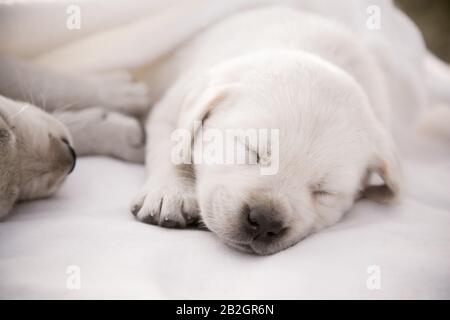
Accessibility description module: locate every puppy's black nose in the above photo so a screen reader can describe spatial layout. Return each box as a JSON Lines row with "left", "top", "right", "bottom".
{"left": 67, "top": 145, "right": 77, "bottom": 174}
{"left": 62, "top": 138, "right": 77, "bottom": 174}
{"left": 246, "top": 205, "right": 285, "bottom": 241}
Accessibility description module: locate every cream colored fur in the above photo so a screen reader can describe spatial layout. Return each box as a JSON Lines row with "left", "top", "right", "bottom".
{"left": 131, "top": 7, "right": 403, "bottom": 254}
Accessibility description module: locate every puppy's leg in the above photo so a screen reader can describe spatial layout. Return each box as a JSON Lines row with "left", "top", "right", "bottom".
{"left": 0, "top": 55, "right": 149, "bottom": 116}
{"left": 130, "top": 91, "right": 199, "bottom": 228}
{"left": 57, "top": 108, "right": 145, "bottom": 163}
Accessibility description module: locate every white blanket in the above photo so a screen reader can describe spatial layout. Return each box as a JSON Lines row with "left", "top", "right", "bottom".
{"left": 1, "top": 149, "right": 449, "bottom": 299}
{"left": 0, "top": 0, "right": 449, "bottom": 299}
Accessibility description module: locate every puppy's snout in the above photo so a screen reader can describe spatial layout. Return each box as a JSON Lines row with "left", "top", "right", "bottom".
{"left": 62, "top": 138, "right": 77, "bottom": 174}
{"left": 245, "top": 205, "right": 285, "bottom": 241}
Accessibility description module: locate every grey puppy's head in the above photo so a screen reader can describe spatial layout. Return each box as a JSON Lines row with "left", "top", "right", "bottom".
{"left": 0, "top": 96, "right": 76, "bottom": 218}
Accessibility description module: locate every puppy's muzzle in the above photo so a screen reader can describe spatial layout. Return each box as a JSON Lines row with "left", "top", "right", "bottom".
{"left": 243, "top": 204, "right": 286, "bottom": 242}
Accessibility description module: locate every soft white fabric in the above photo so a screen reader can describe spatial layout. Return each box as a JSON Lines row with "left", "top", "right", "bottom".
{"left": 0, "top": 0, "right": 449, "bottom": 299}
{"left": 1, "top": 0, "right": 426, "bottom": 73}
{"left": 1, "top": 138, "right": 449, "bottom": 299}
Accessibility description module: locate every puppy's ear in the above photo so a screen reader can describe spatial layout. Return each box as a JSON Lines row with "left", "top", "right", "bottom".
{"left": 177, "top": 75, "right": 231, "bottom": 132}
{"left": 362, "top": 126, "right": 403, "bottom": 203}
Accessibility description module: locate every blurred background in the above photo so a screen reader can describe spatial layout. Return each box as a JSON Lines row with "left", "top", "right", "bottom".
{"left": 395, "top": 0, "right": 450, "bottom": 62}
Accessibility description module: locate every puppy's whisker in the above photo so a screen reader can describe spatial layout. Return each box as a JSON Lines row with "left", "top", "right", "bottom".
{"left": 9, "top": 103, "right": 30, "bottom": 124}
{"left": 11, "top": 66, "right": 29, "bottom": 103}
{"left": 53, "top": 100, "right": 81, "bottom": 117}
{"left": 39, "top": 79, "right": 51, "bottom": 112}
{"left": 24, "top": 72, "right": 38, "bottom": 107}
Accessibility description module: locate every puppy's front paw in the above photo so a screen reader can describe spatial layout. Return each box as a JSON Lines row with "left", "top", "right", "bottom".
{"left": 131, "top": 180, "right": 199, "bottom": 228}
{"left": 58, "top": 108, "right": 145, "bottom": 163}
{"left": 102, "top": 112, "right": 146, "bottom": 163}
{"left": 91, "top": 70, "right": 149, "bottom": 115}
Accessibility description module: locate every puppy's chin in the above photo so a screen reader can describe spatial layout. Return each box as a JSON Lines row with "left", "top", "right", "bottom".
{"left": 224, "top": 241, "right": 255, "bottom": 254}
{"left": 199, "top": 185, "right": 309, "bottom": 255}
{"left": 19, "top": 171, "right": 68, "bottom": 201}
{"left": 224, "top": 238, "right": 301, "bottom": 256}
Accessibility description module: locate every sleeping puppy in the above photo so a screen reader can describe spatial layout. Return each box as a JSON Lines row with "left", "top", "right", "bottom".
{"left": 0, "top": 95, "right": 76, "bottom": 218}
{"left": 131, "top": 7, "right": 402, "bottom": 255}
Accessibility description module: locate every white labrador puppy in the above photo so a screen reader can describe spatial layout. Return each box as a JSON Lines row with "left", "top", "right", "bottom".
{"left": 131, "top": 7, "right": 402, "bottom": 255}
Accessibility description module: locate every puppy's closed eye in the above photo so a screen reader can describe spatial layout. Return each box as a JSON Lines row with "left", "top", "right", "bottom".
{"left": 245, "top": 145, "right": 272, "bottom": 166}
{"left": 312, "top": 190, "right": 333, "bottom": 198}
{"left": 243, "top": 141, "right": 274, "bottom": 167}
{"left": 238, "top": 138, "right": 259, "bottom": 165}
{"left": 247, "top": 145, "right": 260, "bottom": 164}
{"left": 311, "top": 184, "right": 339, "bottom": 207}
